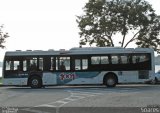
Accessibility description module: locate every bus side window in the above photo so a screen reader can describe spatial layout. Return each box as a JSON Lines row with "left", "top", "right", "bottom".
{"left": 101, "top": 56, "right": 109, "bottom": 64}
{"left": 82, "top": 59, "right": 88, "bottom": 70}
{"left": 132, "top": 55, "right": 146, "bottom": 63}
{"left": 6, "top": 61, "right": 11, "bottom": 70}
{"left": 60, "top": 61, "right": 66, "bottom": 70}
{"left": 75, "top": 59, "right": 81, "bottom": 70}
{"left": 139, "top": 55, "right": 149, "bottom": 62}
{"left": 5, "top": 61, "right": 20, "bottom": 71}
{"left": 120, "top": 56, "right": 128, "bottom": 64}
{"left": 23, "top": 60, "right": 27, "bottom": 71}
{"left": 14, "top": 61, "right": 20, "bottom": 70}
{"left": 56, "top": 57, "right": 70, "bottom": 71}
{"left": 50, "top": 57, "right": 55, "bottom": 70}
{"left": 127, "top": 55, "right": 132, "bottom": 64}
{"left": 132, "top": 56, "right": 137, "bottom": 64}
{"left": 30, "top": 62, "right": 37, "bottom": 70}
{"left": 39, "top": 57, "right": 43, "bottom": 71}
{"left": 91, "top": 56, "right": 100, "bottom": 64}
{"left": 30, "top": 58, "right": 37, "bottom": 71}
{"left": 111, "top": 56, "right": 118, "bottom": 64}
{"left": 136, "top": 57, "right": 140, "bottom": 63}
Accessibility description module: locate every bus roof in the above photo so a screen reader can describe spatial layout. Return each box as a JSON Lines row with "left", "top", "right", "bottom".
{"left": 5, "top": 47, "right": 154, "bottom": 56}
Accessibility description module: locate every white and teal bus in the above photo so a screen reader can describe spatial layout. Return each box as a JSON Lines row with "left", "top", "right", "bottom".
{"left": 2, "top": 47, "right": 155, "bottom": 88}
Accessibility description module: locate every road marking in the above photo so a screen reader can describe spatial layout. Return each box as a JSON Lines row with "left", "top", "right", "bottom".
{"left": 22, "top": 108, "right": 51, "bottom": 113}
{"left": 61, "top": 98, "right": 75, "bottom": 102}
{"left": 67, "top": 87, "right": 141, "bottom": 93}
{"left": 69, "top": 91, "right": 103, "bottom": 95}
{"left": 48, "top": 100, "right": 69, "bottom": 107}
{"left": 37, "top": 104, "right": 56, "bottom": 107}
{"left": 7, "top": 94, "right": 18, "bottom": 98}
{"left": 56, "top": 100, "right": 68, "bottom": 104}
{"left": 35, "top": 90, "right": 102, "bottom": 108}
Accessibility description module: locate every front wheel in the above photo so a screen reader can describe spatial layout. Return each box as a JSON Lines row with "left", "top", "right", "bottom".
{"left": 29, "top": 76, "right": 42, "bottom": 88}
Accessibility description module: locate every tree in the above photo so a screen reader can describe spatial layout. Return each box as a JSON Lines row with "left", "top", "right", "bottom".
{"left": 77, "top": 0, "right": 160, "bottom": 52}
{"left": 0, "top": 25, "right": 9, "bottom": 49}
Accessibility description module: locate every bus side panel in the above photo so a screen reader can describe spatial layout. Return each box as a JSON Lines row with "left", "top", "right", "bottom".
{"left": 118, "top": 71, "right": 139, "bottom": 83}
{"left": 42, "top": 72, "right": 57, "bottom": 85}
{"left": 55, "top": 72, "right": 102, "bottom": 85}
{"left": 118, "top": 70, "right": 154, "bottom": 83}
{"left": 3, "top": 78, "right": 28, "bottom": 86}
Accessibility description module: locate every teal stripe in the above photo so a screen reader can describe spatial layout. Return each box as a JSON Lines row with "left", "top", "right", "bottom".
{"left": 56, "top": 72, "right": 100, "bottom": 84}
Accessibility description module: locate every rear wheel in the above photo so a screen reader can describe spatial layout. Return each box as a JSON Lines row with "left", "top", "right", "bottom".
{"left": 29, "top": 76, "right": 42, "bottom": 88}
{"left": 155, "top": 77, "right": 158, "bottom": 84}
{"left": 104, "top": 75, "right": 117, "bottom": 87}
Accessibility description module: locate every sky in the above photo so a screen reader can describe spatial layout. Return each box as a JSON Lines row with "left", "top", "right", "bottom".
{"left": 0, "top": 0, "right": 160, "bottom": 61}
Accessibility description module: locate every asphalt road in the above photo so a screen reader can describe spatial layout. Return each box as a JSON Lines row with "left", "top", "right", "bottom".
{"left": 0, "top": 84, "right": 160, "bottom": 113}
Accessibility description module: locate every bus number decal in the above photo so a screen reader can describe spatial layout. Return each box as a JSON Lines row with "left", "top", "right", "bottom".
{"left": 59, "top": 73, "right": 77, "bottom": 81}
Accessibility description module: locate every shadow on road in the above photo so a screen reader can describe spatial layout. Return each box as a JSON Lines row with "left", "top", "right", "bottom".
{"left": 2, "top": 83, "right": 160, "bottom": 91}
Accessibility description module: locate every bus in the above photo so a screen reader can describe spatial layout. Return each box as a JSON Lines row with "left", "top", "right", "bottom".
{"left": 2, "top": 47, "right": 155, "bottom": 88}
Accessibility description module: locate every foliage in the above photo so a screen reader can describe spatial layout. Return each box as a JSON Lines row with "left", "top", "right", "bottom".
{"left": 0, "top": 77, "right": 2, "bottom": 84}
{"left": 0, "top": 25, "right": 9, "bottom": 49}
{"left": 77, "top": 0, "right": 160, "bottom": 52}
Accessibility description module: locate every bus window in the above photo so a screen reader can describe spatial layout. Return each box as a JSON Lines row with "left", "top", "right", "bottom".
{"left": 132, "top": 54, "right": 149, "bottom": 64}
{"left": 139, "top": 55, "right": 149, "bottom": 62}
{"left": 101, "top": 56, "right": 109, "bottom": 64}
{"left": 30, "top": 58, "right": 37, "bottom": 70}
{"left": 6, "top": 61, "right": 11, "bottom": 70}
{"left": 39, "top": 57, "right": 43, "bottom": 70}
{"left": 75, "top": 59, "right": 81, "bottom": 70}
{"left": 23, "top": 60, "right": 27, "bottom": 71}
{"left": 91, "top": 56, "right": 100, "bottom": 64}
{"left": 120, "top": 56, "right": 128, "bottom": 64}
{"left": 50, "top": 57, "right": 55, "bottom": 70}
{"left": 14, "top": 61, "right": 20, "bottom": 70}
{"left": 5, "top": 61, "right": 20, "bottom": 71}
{"left": 111, "top": 56, "right": 118, "bottom": 64}
{"left": 132, "top": 56, "right": 138, "bottom": 64}
{"left": 82, "top": 59, "right": 88, "bottom": 70}
{"left": 56, "top": 57, "right": 70, "bottom": 71}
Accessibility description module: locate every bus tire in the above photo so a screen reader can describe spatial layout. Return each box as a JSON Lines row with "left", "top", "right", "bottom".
{"left": 104, "top": 74, "right": 117, "bottom": 87}
{"left": 29, "top": 76, "right": 42, "bottom": 88}
{"left": 155, "top": 77, "right": 158, "bottom": 84}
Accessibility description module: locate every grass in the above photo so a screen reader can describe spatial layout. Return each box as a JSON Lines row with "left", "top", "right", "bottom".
{"left": 0, "top": 77, "right": 2, "bottom": 84}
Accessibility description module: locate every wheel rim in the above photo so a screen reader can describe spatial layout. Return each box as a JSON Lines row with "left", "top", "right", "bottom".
{"left": 32, "top": 79, "right": 38, "bottom": 86}
{"left": 107, "top": 78, "right": 115, "bottom": 86}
